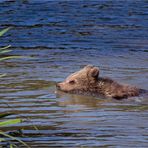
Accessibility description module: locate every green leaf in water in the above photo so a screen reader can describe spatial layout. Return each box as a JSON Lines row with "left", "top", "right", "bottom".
{"left": 0, "top": 45, "right": 11, "bottom": 50}
{"left": 0, "top": 56, "right": 25, "bottom": 61}
{"left": 0, "top": 119, "right": 22, "bottom": 127}
{"left": 10, "top": 144, "right": 18, "bottom": 148}
{"left": 0, "top": 131, "right": 30, "bottom": 148}
{"left": 10, "top": 144, "right": 14, "bottom": 148}
{"left": 0, "top": 138, "right": 5, "bottom": 142}
{"left": 0, "top": 27, "right": 11, "bottom": 37}
{"left": 0, "top": 73, "right": 7, "bottom": 78}
{"left": 0, "top": 49, "right": 12, "bottom": 54}
{"left": 0, "top": 113, "right": 14, "bottom": 118}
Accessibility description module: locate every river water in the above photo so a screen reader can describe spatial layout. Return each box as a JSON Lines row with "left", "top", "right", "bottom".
{"left": 0, "top": 0, "right": 148, "bottom": 147}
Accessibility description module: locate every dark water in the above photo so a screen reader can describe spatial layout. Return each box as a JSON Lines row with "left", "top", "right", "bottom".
{"left": 0, "top": 0, "right": 148, "bottom": 147}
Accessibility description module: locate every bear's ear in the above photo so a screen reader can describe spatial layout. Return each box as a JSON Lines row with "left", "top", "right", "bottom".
{"left": 85, "top": 65, "right": 94, "bottom": 69}
{"left": 89, "top": 67, "right": 99, "bottom": 78}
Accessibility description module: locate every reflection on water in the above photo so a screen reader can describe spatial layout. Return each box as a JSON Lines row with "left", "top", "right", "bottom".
{"left": 56, "top": 90, "right": 109, "bottom": 110}
{"left": 0, "top": 0, "right": 148, "bottom": 147}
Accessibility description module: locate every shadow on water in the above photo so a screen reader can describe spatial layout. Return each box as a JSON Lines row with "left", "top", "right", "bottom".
{"left": 0, "top": 0, "right": 148, "bottom": 147}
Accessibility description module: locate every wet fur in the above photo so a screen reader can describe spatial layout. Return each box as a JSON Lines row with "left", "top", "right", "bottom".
{"left": 57, "top": 65, "right": 144, "bottom": 99}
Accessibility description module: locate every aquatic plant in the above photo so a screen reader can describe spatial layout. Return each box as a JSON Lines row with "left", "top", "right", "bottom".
{"left": 0, "top": 113, "right": 30, "bottom": 148}
{"left": 0, "top": 28, "right": 30, "bottom": 148}
{"left": 0, "top": 28, "right": 23, "bottom": 77}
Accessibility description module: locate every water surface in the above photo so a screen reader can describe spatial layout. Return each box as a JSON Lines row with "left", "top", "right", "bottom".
{"left": 0, "top": 0, "right": 148, "bottom": 147}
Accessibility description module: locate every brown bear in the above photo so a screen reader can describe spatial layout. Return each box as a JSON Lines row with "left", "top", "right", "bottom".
{"left": 56, "top": 65, "right": 145, "bottom": 99}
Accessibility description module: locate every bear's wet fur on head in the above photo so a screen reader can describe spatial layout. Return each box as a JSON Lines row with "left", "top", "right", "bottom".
{"left": 56, "top": 65, "right": 141, "bottom": 99}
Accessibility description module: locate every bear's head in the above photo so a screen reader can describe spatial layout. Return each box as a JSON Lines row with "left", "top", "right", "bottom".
{"left": 56, "top": 65, "right": 99, "bottom": 94}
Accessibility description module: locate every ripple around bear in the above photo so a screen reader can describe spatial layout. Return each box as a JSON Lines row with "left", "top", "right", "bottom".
{"left": 56, "top": 65, "right": 145, "bottom": 99}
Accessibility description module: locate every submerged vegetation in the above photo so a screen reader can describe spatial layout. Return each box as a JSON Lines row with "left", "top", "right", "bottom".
{"left": 0, "top": 113, "right": 27, "bottom": 148}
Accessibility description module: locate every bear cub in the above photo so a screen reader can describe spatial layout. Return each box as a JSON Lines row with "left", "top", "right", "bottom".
{"left": 56, "top": 65, "right": 144, "bottom": 99}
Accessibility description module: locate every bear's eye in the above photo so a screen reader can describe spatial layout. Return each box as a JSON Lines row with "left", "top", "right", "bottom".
{"left": 69, "top": 80, "right": 75, "bottom": 85}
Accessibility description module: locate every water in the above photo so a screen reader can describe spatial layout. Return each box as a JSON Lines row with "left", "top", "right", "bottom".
{"left": 0, "top": 0, "right": 148, "bottom": 147}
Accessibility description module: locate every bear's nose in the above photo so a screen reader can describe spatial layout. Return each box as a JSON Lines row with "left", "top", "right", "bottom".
{"left": 56, "top": 83, "right": 61, "bottom": 89}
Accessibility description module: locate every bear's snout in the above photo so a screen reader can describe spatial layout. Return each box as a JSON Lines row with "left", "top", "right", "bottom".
{"left": 56, "top": 83, "right": 61, "bottom": 90}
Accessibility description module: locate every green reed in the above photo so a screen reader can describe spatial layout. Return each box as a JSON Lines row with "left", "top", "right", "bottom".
{"left": 0, "top": 28, "right": 30, "bottom": 148}
{"left": 0, "top": 28, "right": 23, "bottom": 77}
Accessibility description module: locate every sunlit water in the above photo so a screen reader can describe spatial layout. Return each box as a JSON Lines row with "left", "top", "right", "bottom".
{"left": 0, "top": 0, "right": 148, "bottom": 147}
